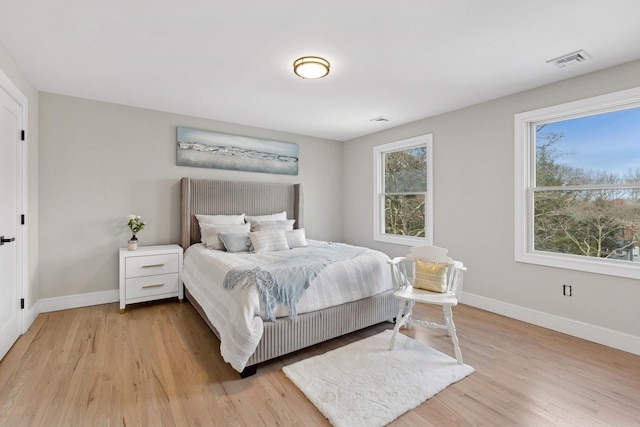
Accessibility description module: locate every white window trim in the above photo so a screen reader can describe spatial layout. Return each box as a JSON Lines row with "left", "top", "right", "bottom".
{"left": 514, "top": 86, "right": 640, "bottom": 279}
{"left": 373, "top": 133, "right": 433, "bottom": 246}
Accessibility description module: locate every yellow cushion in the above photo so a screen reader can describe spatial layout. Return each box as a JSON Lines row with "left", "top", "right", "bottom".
{"left": 413, "top": 259, "right": 449, "bottom": 293}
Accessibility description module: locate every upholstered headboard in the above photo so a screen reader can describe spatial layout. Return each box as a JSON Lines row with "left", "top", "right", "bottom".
{"left": 180, "top": 177, "right": 303, "bottom": 250}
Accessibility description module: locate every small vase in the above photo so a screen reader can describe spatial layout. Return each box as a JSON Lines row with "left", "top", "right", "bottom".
{"left": 128, "top": 236, "right": 138, "bottom": 251}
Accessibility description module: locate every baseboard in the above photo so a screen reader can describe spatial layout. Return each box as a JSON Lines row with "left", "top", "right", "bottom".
{"left": 23, "top": 302, "right": 40, "bottom": 333}
{"left": 28, "top": 289, "right": 640, "bottom": 355}
{"left": 461, "top": 292, "right": 640, "bottom": 356}
{"left": 38, "top": 290, "right": 119, "bottom": 313}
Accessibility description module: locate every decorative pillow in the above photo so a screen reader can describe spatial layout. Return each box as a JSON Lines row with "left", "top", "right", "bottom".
{"left": 218, "top": 232, "right": 251, "bottom": 252}
{"left": 286, "top": 228, "right": 308, "bottom": 248}
{"left": 250, "top": 219, "right": 296, "bottom": 232}
{"left": 413, "top": 259, "right": 449, "bottom": 293}
{"left": 200, "top": 223, "right": 250, "bottom": 250}
{"left": 248, "top": 230, "right": 290, "bottom": 254}
{"left": 195, "top": 213, "right": 245, "bottom": 243}
{"left": 195, "top": 213, "right": 245, "bottom": 225}
{"left": 245, "top": 211, "right": 287, "bottom": 224}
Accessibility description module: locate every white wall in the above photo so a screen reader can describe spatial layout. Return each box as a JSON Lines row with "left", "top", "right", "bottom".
{"left": 343, "top": 60, "right": 640, "bottom": 351}
{"left": 38, "top": 93, "right": 343, "bottom": 299}
{"left": 7, "top": 40, "right": 640, "bottom": 352}
{"left": 0, "top": 43, "right": 39, "bottom": 316}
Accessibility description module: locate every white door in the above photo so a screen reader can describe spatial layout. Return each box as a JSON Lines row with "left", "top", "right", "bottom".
{"left": 0, "top": 86, "right": 21, "bottom": 361}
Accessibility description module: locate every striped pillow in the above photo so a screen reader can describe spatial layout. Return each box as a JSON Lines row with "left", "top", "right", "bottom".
{"left": 250, "top": 219, "right": 296, "bottom": 232}
{"left": 413, "top": 259, "right": 449, "bottom": 293}
{"left": 248, "top": 230, "right": 290, "bottom": 254}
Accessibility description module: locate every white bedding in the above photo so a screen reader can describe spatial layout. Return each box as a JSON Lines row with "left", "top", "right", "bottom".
{"left": 180, "top": 240, "right": 392, "bottom": 372}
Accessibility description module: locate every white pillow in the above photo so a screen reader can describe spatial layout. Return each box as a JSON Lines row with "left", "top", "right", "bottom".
{"left": 286, "top": 228, "right": 308, "bottom": 248}
{"left": 201, "top": 223, "right": 250, "bottom": 250}
{"left": 250, "top": 219, "right": 295, "bottom": 232}
{"left": 196, "top": 213, "right": 246, "bottom": 243}
{"left": 245, "top": 211, "right": 287, "bottom": 224}
{"left": 248, "top": 230, "right": 290, "bottom": 254}
{"left": 195, "top": 213, "right": 245, "bottom": 225}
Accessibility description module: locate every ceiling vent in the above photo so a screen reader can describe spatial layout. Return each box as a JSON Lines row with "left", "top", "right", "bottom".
{"left": 546, "top": 49, "right": 592, "bottom": 68}
{"left": 369, "top": 116, "right": 390, "bottom": 122}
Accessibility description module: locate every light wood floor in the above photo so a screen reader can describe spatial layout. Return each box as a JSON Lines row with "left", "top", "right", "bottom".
{"left": 1, "top": 300, "right": 639, "bottom": 426}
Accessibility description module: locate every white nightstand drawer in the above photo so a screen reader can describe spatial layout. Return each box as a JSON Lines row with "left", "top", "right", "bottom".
{"left": 125, "top": 273, "right": 180, "bottom": 299}
{"left": 119, "top": 244, "right": 183, "bottom": 312}
{"left": 126, "top": 253, "right": 179, "bottom": 278}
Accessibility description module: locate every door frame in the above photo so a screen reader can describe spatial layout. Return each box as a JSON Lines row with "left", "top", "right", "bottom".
{"left": 0, "top": 68, "right": 28, "bottom": 334}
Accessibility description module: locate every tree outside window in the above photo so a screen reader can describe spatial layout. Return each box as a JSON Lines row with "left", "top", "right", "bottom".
{"left": 384, "top": 147, "right": 427, "bottom": 237}
{"left": 533, "top": 110, "right": 640, "bottom": 261}
{"left": 515, "top": 88, "right": 640, "bottom": 279}
{"left": 374, "top": 134, "right": 433, "bottom": 245}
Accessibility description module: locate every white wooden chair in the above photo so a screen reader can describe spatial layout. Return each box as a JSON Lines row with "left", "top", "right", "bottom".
{"left": 388, "top": 246, "right": 466, "bottom": 364}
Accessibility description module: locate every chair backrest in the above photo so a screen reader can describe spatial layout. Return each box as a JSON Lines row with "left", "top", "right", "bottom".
{"left": 388, "top": 245, "right": 466, "bottom": 297}
{"left": 407, "top": 245, "right": 452, "bottom": 262}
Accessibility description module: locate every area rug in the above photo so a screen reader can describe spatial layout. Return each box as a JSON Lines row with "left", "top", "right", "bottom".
{"left": 282, "top": 329, "right": 474, "bottom": 427}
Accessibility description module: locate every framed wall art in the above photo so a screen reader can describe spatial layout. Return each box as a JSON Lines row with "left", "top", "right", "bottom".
{"left": 177, "top": 127, "right": 299, "bottom": 175}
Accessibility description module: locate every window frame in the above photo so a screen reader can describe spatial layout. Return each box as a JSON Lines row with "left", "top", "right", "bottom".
{"left": 373, "top": 133, "right": 433, "bottom": 246}
{"left": 514, "top": 87, "right": 640, "bottom": 279}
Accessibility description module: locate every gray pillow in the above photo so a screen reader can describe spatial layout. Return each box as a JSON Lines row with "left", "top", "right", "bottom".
{"left": 218, "top": 232, "right": 252, "bottom": 252}
{"left": 201, "top": 223, "right": 250, "bottom": 250}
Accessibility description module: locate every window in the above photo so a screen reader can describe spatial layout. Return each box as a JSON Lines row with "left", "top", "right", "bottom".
{"left": 374, "top": 134, "right": 433, "bottom": 245}
{"left": 515, "top": 87, "right": 640, "bottom": 279}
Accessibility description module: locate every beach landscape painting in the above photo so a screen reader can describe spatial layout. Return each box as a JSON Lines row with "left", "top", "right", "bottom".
{"left": 177, "top": 127, "right": 299, "bottom": 175}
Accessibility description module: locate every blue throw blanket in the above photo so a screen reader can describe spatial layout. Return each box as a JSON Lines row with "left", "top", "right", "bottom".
{"left": 223, "top": 243, "right": 366, "bottom": 321}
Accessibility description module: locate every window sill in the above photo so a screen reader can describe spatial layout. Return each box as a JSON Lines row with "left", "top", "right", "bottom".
{"left": 515, "top": 250, "right": 640, "bottom": 280}
{"left": 374, "top": 234, "right": 431, "bottom": 247}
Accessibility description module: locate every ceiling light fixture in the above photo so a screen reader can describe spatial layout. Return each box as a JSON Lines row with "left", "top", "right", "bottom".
{"left": 293, "top": 56, "right": 330, "bottom": 79}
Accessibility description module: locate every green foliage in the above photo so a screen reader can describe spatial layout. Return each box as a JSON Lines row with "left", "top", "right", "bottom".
{"left": 127, "top": 214, "right": 146, "bottom": 237}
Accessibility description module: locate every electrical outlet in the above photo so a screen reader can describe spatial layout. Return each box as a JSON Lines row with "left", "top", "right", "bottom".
{"left": 563, "top": 284, "right": 572, "bottom": 296}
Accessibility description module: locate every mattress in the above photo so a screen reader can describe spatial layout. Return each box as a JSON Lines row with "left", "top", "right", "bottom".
{"left": 181, "top": 240, "right": 392, "bottom": 372}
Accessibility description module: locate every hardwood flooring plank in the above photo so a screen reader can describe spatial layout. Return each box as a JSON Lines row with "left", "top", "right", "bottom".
{"left": 0, "top": 301, "right": 639, "bottom": 426}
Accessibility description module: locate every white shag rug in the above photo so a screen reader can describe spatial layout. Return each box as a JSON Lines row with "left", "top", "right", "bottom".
{"left": 282, "top": 329, "right": 474, "bottom": 427}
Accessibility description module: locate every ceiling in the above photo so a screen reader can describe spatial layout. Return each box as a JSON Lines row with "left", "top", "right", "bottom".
{"left": 1, "top": 0, "right": 640, "bottom": 141}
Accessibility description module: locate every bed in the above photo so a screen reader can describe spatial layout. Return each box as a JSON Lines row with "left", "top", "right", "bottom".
{"left": 180, "top": 177, "right": 399, "bottom": 377}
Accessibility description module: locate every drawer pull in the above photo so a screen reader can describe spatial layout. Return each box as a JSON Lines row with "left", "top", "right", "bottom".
{"left": 142, "top": 263, "right": 165, "bottom": 268}
{"left": 142, "top": 283, "right": 165, "bottom": 289}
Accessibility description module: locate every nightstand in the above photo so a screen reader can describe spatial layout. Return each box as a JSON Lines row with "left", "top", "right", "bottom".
{"left": 119, "top": 244, "right": 183, "bottom": 313}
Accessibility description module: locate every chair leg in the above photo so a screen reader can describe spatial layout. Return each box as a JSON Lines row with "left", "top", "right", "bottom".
{"left": 405, "top": 301, "right": 415, "bottom": 329}
{"left": 443, "top": 305, "right": 463, "bottom": 365}
{"left": 443, "top": 306, "right": 451, "bottom": 336}
{"left": 389, "top": 301, "right": 407, "bottom": 351}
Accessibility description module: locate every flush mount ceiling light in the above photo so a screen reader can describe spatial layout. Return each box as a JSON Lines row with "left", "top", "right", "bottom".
{"left": 293, "top": 56, "right": 330, "bottom": 79}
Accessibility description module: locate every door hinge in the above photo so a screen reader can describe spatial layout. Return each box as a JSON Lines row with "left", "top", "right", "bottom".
{"left": 20, "top": 298, "right": 24, "bottom": 309}
{"left": 21, "top": 214, "right": 25, "bottom": 225}
{"left": 21, "top": 130, "right": 25, "bottom": 141}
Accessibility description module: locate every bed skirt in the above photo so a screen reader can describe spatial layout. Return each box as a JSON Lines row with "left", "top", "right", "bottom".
{"left": 185, "top": 286, "right": 398, "bottom": 372}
